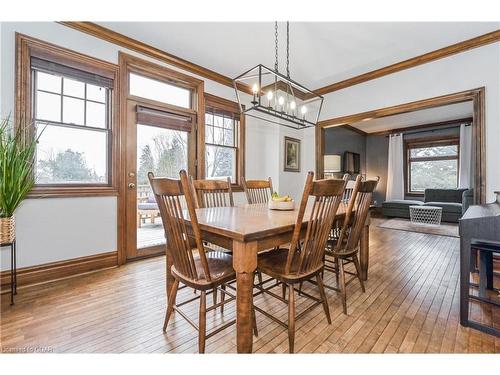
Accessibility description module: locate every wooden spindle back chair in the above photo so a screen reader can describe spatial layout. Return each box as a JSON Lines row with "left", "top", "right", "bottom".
{"left": 149, "top": 170, "right": 240, "bottom": 353}
{"left": 254, "top": 171, "right": 347, "bottom": 353}
{"left": 325, "top": 178, "right": 378, "bottom": 314}
{"left": 241, "top": 177, "right": 274, "bottom": 204}
{"left": 190, "top": 177, "right": 234, "bottom": 208}
{"left": 286, "top": 173, "right": 347, "bottom": 277}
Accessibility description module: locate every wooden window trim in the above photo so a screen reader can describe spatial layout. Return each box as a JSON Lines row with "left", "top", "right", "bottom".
{"left": 15, "top": 33, "right": 120, "bottom": 198}
{"left": 404, "top": 135, "right": 460, "bottom": 197}
{"left": 204, "top": 93, "right": 245, "bottom": 191}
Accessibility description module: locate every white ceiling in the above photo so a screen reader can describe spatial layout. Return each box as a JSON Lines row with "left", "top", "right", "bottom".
{"left": 98, "top": 22, "right": 499, "bottom": 88}
{"left": 348, "top": 101, "right": 473, "bottom": 133}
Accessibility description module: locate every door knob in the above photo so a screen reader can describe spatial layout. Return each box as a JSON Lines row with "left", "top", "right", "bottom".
{"left": 128, "top": 183, "right": 136, "bottom": 189}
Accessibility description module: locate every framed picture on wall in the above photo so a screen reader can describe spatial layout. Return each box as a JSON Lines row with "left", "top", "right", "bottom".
{"left": 284, "top": 136, "right": 301, "bottom": 172}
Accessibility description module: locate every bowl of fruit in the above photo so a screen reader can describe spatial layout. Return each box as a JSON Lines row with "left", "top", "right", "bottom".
{"left": 268, "top": 192, "right": 295, "bottom": 210}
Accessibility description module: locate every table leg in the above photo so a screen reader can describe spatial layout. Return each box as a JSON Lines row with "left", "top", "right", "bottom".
{"left": 233, "top": 240, "right": 258, "bottom": 353}
{"left": 359, "top": 225, "right": 369, "bottom": 281}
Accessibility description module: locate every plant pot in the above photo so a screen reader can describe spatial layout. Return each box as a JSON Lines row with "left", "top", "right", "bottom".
{"left": 0, "top": 216, "right": 16, "bottom": 244}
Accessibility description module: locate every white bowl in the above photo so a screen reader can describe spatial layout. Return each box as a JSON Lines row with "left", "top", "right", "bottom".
{"left": 268, "top": 199, "right": 295, "bottom": 211}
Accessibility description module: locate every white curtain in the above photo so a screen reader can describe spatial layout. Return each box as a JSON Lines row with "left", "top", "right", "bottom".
{"left": 458, "top": 123, "right": 472, "bottom": 188}
{"left": 386, "top": 133, "right": 404, "bottom": 200}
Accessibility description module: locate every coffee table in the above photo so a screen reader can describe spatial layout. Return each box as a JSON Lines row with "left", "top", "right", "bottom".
{"left": 409, "top": 205, "right": 442, "bottom": 225}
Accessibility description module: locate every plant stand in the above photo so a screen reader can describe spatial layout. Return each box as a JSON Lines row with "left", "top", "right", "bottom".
{"left": 1, "top": 240, "right": 17, "bottom": 305}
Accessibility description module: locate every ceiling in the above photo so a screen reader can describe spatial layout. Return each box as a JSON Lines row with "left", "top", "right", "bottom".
{"left": 348, "top": 101, "right": 473, "bottom": 133}
{"left": 98, "top": 22, "right": 499, "bottom": 88}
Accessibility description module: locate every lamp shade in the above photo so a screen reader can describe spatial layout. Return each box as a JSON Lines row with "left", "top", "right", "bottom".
{"left": 324, "top": 155, "right": 341, "bottom": 172}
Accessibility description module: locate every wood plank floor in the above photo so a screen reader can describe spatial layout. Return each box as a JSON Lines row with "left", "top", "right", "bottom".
{"left": 1, "top": 219, "right": 498, "bottom": 353}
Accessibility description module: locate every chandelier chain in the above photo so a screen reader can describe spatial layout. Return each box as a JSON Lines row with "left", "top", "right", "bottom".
{"left": 274, "top": 21, "right": 279, "bottom": 72}
{"left": 286, "top": 21, "right": 290, "bottom": 77}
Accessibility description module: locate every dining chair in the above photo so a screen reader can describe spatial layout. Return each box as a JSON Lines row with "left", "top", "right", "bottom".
{"left": 190, "top": 177, "right": 235, "bottom": 306}
{"left": 241, "top": 177, "right": 274, "bottom": 204}
{"left": 149, "top": 170, "right": 254, "bottom": 353}
{"left": 253, "top": 171, "right": 347, "bottom": 353}
{"left": 190, "top": 177, "right": 234, "bottom": 208}
{"left": 324, "top": 178, "right": 378, "bottom": 315}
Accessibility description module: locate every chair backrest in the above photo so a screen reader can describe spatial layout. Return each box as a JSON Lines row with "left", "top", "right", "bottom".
{"left": 336, "top": 179, "right": 378, "bottom": 254}
{"left": 241, "top": 177, "right": 274, "bottom": 204}
{"left": 285, "top": 172, "right": 347, "bottom": 276}
{"left": 149, "top": 170, "right": 212, "bottom": 282}
{"left": 190, "top": 177, "right": 234, "bottom": 208}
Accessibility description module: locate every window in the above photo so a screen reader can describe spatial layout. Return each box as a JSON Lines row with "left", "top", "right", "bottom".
{"left": 32, "top": 63, "right": 112, "bottom": 185}
{"left": 204, "top": 94, "right": 244, "bottom": 185}
{"left": 16, "top": 35, "right": 119, "bottom": 197}
{"left": 129, "top": 73, "right": 191, "bottom": 109}
{"left": 405, "top": 137, "right": 459, "bottom": 194}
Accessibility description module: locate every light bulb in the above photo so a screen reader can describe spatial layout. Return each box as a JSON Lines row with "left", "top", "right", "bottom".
{"left": 301, "top": 105, "right": 308, "bottom": 115}
{"left": 266, "top": 90, "right": 273, "bottom": 100}
{"left": 278, "top": 96, "right": 285, "bottom": 105}
{"left": 290, "top": 101, "right": 296, "bottom": 110}
{"left": 252, "top": 83, "right": 259, "bottom": 94}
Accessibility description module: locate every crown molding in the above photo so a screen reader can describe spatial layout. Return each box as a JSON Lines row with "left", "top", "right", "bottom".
{"left": 312, "top": 29, "right": 500, "bottom": 96}
{"left": 58, "top": 21, "right": 252, "bottom": 94}
{"left": 59, "top": 22, "right": 500, "bottom": 101}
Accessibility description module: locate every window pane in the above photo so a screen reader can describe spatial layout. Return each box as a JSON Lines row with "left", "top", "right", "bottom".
{"left": 63, "top": 97, "right": 85, "bottom": 125}
{"left": 206, "top": 145, "right": 236, "bottom": 182}
{"left": 410, "top": 159, "right": 458, "bottom": 192}
{"left": 129, "top": 73, "right": 191, "bottom": 108}
{"left": 223, "top": 117, "right": 233, "bottom": 130}
{"left": 224, "top": 128, "right": 234, "bottom": 147}
{"left": 205, "top": 124, "right": 214, "bottom": 143}
{"left": 63, "top": 78, "right": 85, "bottom": 98}
{"left": 37, "top": 71, "right": 61, "bottom": 93}
{"left": 136, "top": 124, "right": 188, "bottom": 183}
{"left": 86, "top": 84, "right": 106, "bottom": 102}
{"left": 213, "top": 126, "right": 223, "bottom": 145}
{"left": 410, "top": 145, "right": 458, "bottom": 158}
{"left": 86, "top": 101, "right": 106, "bottom": 128}
{"left": 36, "top": 123, "right": 107, "bottom": 184}
{"left": 206, "top": 113, "right": 213, "bottom": 126}
{"left": 36, "top": 91, "right": 61, "bottom": 122}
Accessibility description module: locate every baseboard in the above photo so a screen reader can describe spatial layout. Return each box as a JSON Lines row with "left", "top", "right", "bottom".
{"left": 0, "top": 251, "right": 118, "bottom": 294}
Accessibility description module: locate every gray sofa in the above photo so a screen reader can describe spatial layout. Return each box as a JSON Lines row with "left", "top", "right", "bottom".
{"left": 382, "top": 188, "right": 473, "bottom": 223}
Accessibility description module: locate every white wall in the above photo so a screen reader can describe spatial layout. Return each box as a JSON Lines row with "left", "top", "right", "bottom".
{"left": 304, "top": 41, "right": 500, "bottom": 202}
{"left": 0, "top": 22, "right": 278, "bottom": 270}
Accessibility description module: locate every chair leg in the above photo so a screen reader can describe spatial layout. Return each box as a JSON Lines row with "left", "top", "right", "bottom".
{"left": 282, "top": 282, "right": 287, "bottom": 300}
{"left": 221, "top": 284, "right": 226, "bottom": 313}
{"left": 252, "top": 305, "right": 258, "bottom": 337}
{"left": 199, "top": 290, "right": 207, "bottom": 354}
{"left": 352, "top": 255, "right": 366, "bottom": 292}
{"left": 298, "top": 281, "right": 303, "bottom": 296}
{"left": 257, "top": 271, "right": 264, "bottom": 290}
{"left": 212, "top": 287, "right": 217, "bottom": 307}
{"left": 316, "top": 274, "right": 331, "bottom": 324}
{"left": 288, "top": 283, "right": 295, "bottom": 354}
{"left": 338, "top": 259, "right": 347, "bottom": 315}
{"left": 334, "top": 257, "right": 340, "bottom": 287}
{"left": 163, "top": 279, "right": 179, "bottom": 332}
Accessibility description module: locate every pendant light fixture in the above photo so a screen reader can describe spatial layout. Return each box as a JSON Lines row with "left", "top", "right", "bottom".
{"left": 233, "top": 22, "right": 324, "bottom": 130}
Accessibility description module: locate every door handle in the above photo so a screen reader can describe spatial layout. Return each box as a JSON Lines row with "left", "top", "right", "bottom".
{"left": 128, "top": 183, "right": 136, "bottom": 189}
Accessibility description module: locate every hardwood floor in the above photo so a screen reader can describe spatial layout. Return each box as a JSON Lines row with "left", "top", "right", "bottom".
{"left": 1, "top": 219, "right": 498, "bottom": 353}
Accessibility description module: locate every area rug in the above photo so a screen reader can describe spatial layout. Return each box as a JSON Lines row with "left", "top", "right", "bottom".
{"left": 377, "top": 218, "right": 459, "bottom": 238}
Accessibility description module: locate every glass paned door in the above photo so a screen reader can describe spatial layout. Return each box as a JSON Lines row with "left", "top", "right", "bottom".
{"left": 125, "top": 100, "right": 193, "bottom": 260}
{"left": 136, "top": 124, "right": 187, "bottom": 249}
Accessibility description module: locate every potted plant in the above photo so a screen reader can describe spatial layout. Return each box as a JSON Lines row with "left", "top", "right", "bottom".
{"left": 0, "top": 116, "right": 41, "bottom": 244}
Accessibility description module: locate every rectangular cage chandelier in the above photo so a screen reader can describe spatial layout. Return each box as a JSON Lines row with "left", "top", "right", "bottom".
{"left": 233, "top": 22, "right": 324, "bottom": 130}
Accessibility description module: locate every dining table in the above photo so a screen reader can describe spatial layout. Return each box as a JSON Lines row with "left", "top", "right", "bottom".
{"left": 168, "top": 202, "right": 371, "bottom": 353}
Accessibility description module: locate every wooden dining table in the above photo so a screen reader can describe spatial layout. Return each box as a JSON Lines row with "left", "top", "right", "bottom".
{"left": 168, "top": 203, "right": 370, "bottom": 353}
